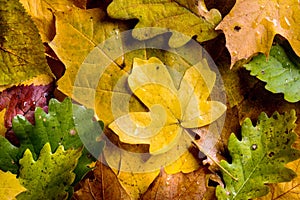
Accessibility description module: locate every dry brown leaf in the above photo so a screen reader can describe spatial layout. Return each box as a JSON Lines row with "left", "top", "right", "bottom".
{"left": 141, "top": 167, "right": 212, "bottom": 200}
{"left": 193, "top": 126, "right": 225, "bottom": 172}
{"left": 217, "top": 0, "right": 300, "bottom": 67}
{"left": 72, "top": 161, "right": 131, "bottom": 200}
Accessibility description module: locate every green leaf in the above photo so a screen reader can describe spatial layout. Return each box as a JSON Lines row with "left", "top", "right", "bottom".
{"left": 107, "top": 0, "right": 221, "bottom": 48}
{"left": 0, "top": 98, "right": 103, "bottom": 184}
{"left": 16, "top": 143, "right": 81, "bottom": 200}
{"left": 216, "top": 110, "right": 300, "bottom": 200}
{"left": 0, "top": 136, "right": 19, "bottom": 173}
{"left": 0, "top": 0, "right": 53, "bottom": 86}
{"left": 244, "top": 45, "right": 300, "bottom": 102}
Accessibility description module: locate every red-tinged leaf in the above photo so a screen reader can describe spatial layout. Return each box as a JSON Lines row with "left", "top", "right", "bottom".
{"left": 0, "top": 84, "right": 53, "bottom": 145}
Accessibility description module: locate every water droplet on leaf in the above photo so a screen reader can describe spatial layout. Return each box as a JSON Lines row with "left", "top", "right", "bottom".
{"left": 69, "top": 129, "right": 76, "bottom": 135}
{"left": 251, "top": 144, "right": 257, "bottom": 150}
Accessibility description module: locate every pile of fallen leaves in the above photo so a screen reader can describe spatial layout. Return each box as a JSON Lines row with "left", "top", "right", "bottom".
{"left": 1, "top": 0, "right": 300, "bottom": 199}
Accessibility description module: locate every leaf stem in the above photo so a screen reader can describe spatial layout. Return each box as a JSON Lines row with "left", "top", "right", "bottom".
{"left": 187, "top": 132, "right": 238, "bottom": 181}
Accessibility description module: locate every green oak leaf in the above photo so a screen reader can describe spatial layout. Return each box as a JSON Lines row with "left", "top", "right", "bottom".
{"left": 0, "top": 0, "right": 53, "bottom": 86}
{"left": 0, "top": 98, "right": 104, "bottom": 184}
{"left": 244, "top": 45, "right": 300, "bottom": 103}
{"left": 216, "top": 110, "right": 300, "bottom": 200}
{"left": 16, "top": 143, "right": 81, "bottom": 200}
{"left": 107, "top": 0, "right": 221, "bottom": 48}
{"left": 0, "top": 136, "right": 19, "bottom": 173}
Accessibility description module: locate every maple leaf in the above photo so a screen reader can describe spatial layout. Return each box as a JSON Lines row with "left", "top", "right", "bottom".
{"left": 244, "top": 45, "right": 300, "bottom": 103}
{"left": 49, "top": 6, "right": 199, "bottom": 127}
{"left": 0, "top": 135, "right": 19, "bottom": 173}
{"left": 216, "top": 110, "right": 300, "bottom": 200}
{"left": 216, "top": 0, "right": 300, "bottom": 67}
{"left": 107, "top": 0, "right": 222, "bottom": 48}
{"left": 49, "top": 6, "right": 225, "bottom": 197}
{"left": 0, "top": 98, "right": 104, "bottom": 184}
{"left": 0, "top": 170, "right": 26, "bottom": 200}
{"left": 106, "top": 57, "right": 225, "bottom": 198}
{"left": 17, "top": 143, "right": 82, "bottom": 200}
{"left": 109, "top": 57, "right": 226, "bottom": 154}
{"left": 0, "top": 0, "right": 53, "bottom": 87}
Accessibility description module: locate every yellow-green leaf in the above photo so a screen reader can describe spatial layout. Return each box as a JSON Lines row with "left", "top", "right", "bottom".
{"left": 17, "top": 143, "right": 82, "bottom": 200}
{"left": 107, "top": 0, "right": 221, "bottom": 48}
{"left": 0, "top": 170, "right": 26, "bottom": 200}
{"left": 0, "top": 0, "right": 53, "bottom": 86}
{"left": 216, "top": 110, "right": 300, "bottom": 200}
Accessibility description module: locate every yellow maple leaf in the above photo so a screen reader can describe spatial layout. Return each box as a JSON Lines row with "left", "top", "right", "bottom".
{"left": 104, "top": 57, "right": 226, "bottom": 199}
{"left": 0, "top": 170, "right": 26, "bottom": 200}
{"left": 217, "top": 0, "right": 300, "bottom": 67}
{"left": 109, "top": 57, "right": 226, "bottom": 154}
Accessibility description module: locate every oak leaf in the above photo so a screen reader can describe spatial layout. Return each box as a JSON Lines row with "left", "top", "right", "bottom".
{"left": 0, "top": 170, "right": 26, "bottom": 200}
{"left": 216, "top": 110, "right": 300, "bottom": 200}
{"left": 17, "top": 143, "right": 82, "bottom": 200}
{"left": 107, "top": 0, "right": 221, "bottom": 48}
{"left": 0, "top": 98, "right": 103, "bottom": 185}
{"left": 216, "top": 0, "right": 300, "bottom": 67}
{"left": 256, "top": 159, "right": 300, "bottom": 200}
{"left": 244, "top": 45, "right": 300, "bottom": 103}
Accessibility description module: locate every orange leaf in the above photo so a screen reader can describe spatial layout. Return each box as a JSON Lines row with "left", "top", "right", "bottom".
{"left": 217, "top": 0, "right": 300, "bottom": 67}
